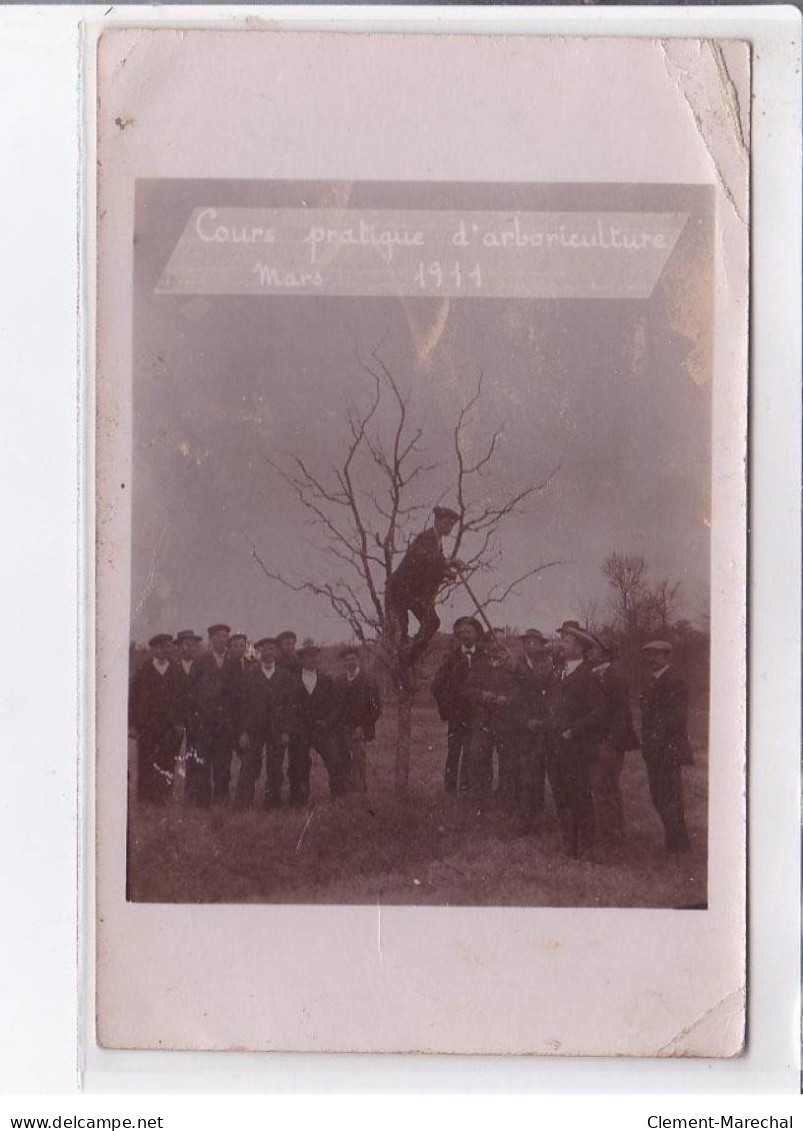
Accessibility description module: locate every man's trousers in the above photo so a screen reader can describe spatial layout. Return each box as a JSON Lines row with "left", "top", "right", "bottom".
{"left": 444, "top": 720, "right": 471, "bottom": 793}
{"left": 186, "top": 723, "right": 233, "bottom": 808}
{"left": 136, "top": 725, "right": 180, "bottom": 804}
{"left": 592, "top": 739, "right": 626, "bottom": 845}
{"left": 234, "top": 735, "right": 286, "bottom": 809}
{"left": 289, "top": 728, "right": 348, "bottom": 802}
{"left": 643, "top": 748, "right": 690, "bottom": 851}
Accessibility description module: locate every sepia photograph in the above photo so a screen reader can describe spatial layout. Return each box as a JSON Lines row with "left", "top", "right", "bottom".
{"left": 95, "top": 28, "right": 748, "bottom": 1056}
{"left": 126, "top": 178, "right": 713, "bottom": 910}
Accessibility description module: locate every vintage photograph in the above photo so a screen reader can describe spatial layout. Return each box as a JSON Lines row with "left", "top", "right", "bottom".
{"left": 126, "top": 178, "right": 712, "bottom": 909}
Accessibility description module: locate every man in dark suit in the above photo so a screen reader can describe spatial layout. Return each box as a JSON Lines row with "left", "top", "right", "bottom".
{"left": 187, "top": 622, "right": 234, "bottom": 808}
{"left": 334, "top": 646, "right": 383, "bottom": 792}
{"left": 385, "top": 506, "right": 463, "bottom": 673}
{"left": 640, "top": 640, "right": 693, "bottom": 853}
{"left": 512, "top": 628, "right": 553, "bottom": 836}
{"left": 224, "top": 632, "right": 252, "bottom": 770}
{"left": 128, "top": 633, "right": 183, "bottom": 804}
{"left": 287, "top": 643, "right": 346, "bottom": 803}
{"left": 588, "top": 636, "right": 640, "bottom": 847}
{"left": 173, "top": 629, "right": 201, "bottom": 732}
{"left": 464, "top": 636, "right": 521, "bottom": 815}
{"left": 236, "top": 637, "right": 295, "bottom": 809}
{"left": 431, "top": 616, "right": 483, "bottom": 794}
{"left": 544, "top": 620, "right": 607, "bottom": 857}
{"left": 173, "top": 630, "right": 201, "bottom": 794}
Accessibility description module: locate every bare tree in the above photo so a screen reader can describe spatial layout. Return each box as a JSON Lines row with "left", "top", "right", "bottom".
{"left": 603, "top": 552, "right": 648, "bottom": 635}
{"left": 244, "top": 345, "right": 562, "bottom": 790}
{"left": 577, "top": 594, "right": 603, "bottom": 634}
{"left": 646, "top": 578, "right": 682, "bottom": 634}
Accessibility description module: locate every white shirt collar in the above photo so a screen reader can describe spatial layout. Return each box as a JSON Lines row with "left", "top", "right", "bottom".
{"left": 302, "top": 669, "right": 318, "bottom": 691}
{"left": 212, "top": 651, "right": 225, "bottom": 668}
{"left": 261, "top": 662, "right": 276, "bottom": 678}
{"left": 593, "top": 662, "right": 611, "bottom": 675}
{"left": 181, "top": 658, "right": 193, "bottom": 674}
{"left": 652, "top": 664, "right": 672, "bottom": 681}
{"left": 347, "top": 669, "right": 360, "bottom": 682}
{"left": 565, "top": 658, "right": 584, "bottom": 676}
{"left": 152, "top": 657, "right": 169, "bottom": 675}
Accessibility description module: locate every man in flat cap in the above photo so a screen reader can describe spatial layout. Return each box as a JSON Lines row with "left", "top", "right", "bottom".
{"left": 334, "top": 647, "right": 383, "bottom": 792}
{"left": 544, "top": 621, "right": 607, "bottom": 857}
{"left": 640, "top": 641, "right": 692, "bottom": 853}
{"left": 236, "top": 637, "right": 295, "bottom": 809}
{"left": 128, "top": 633, "right": 183, "bottom": 804}
{"left": 587, "top": 636, "right": 640, "bottom": 847}
{"left": 285, "top": 643, "right": 347, "bottom": 803}
{"left": 186, "top": 623, "right": 234, "bottom": 807}
{"left": 385, "top": 506, "right": 464, "bottom": 679}
{"left": 431, "top": 616, "right": 483, "bottom": 794}
{"left": 512, "top": 628, "right": 554, "bottom": 836}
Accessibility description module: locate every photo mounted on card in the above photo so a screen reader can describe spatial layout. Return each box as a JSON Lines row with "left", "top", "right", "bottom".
{"left": 94, "top": 29, "right": 748, "bottom": 1055}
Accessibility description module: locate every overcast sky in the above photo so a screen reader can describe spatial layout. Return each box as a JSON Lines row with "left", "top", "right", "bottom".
{"left": 131, "top": 180, "right": 712, "bottom": 644}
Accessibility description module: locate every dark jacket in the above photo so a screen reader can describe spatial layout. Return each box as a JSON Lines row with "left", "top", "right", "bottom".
{"left": 595, "top": 664, "right": 639, "bottom": 752}
{"left": 224, "top": 656, "right": 253, "bottom": 735}
{"left": 544, "top": 660, "right": 607, "bottom": 762}
{"left": 387, "top": 528, "right": 449, "bottom": 605}
{"left": 277, "top": 654, "right": 302, "bottom": 677}
{"left": 129, "top": 659, "right": 181, "bottom": 735}
{"left": 464, "top": 657, "right": 521, "bottom": 736}
{"left": 335, "top": 670, "right": 383, "bottom": 740}
{"left": 640, "top": 667, "right": 693, "bottom": 764}
{"left": 173, "top": 659, "right": 198, "bottom": 732}
{"left": 238, "top": 664, "right": 295, "bottom": 744}
{"left": 511, "top": 655, "right": 551, "bottom": 731}
{"left": 290, "top": 670, "right": 340, "bottom": 736}
{"left": 191, "top": 651, "right": 236, "bottom": 732}
{"left": 431, "top": 645, "right": 481, "bottom": 725}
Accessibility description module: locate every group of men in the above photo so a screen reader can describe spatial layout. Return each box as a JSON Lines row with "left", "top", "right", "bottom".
{"left": 128, "top": 627, "right": 382, "bottom": 810}
{"left": 432, "top": 617, "right": 694, "bottom": 857}
{"left": 383, "top": 504, "right": 694, "bottom": 858}
{"left": 129, "top": 505, "right": 696, "bottom": 859}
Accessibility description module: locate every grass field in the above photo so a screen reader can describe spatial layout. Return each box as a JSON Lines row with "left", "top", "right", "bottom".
{"left": 127, "top": 700, "right": 708, "bottom": 909}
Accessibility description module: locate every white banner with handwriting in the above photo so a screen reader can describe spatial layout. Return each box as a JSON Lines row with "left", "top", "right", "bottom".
{"left": 155, "top": 208, "right": 688, "bottom": 299}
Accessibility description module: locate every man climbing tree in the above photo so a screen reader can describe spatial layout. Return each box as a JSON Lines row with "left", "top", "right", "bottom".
{"left": 385, "top": 505, "right": 464, "bottom": 684}
{"left": 245, "top": 346, "right": 560, "bottom": 789}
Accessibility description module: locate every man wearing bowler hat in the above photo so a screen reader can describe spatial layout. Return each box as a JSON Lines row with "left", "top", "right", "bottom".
{"left": 128, "top": 633, "right": 183, "bottom": 804}
{"left": 431, "top": 615, "right": 483, "bottom": 794}
{"left": 385, "top": 505, "right": 464, "bottom": 676}
{"left": 544, "top": 620, "right": 607, "bottom": 857}
{"left": 640, "top": 640, "right": 693, "bottom": 853}
{"left": 236, "top": 636, "right": 295, "bottom": 809}
{"left": 512, "top": 628, "right": 554, "bottom": 836}
{"left": 187, "top": 622, "right": 235, "bottom": 807}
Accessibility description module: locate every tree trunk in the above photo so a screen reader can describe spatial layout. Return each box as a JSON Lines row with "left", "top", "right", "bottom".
{"left": 394, "top": 694, "right": 413, "bottom": 792}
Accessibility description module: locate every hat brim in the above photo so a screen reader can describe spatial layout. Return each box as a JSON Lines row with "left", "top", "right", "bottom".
{"left": 558, "top": 625, "right": 597, "bottom": 649}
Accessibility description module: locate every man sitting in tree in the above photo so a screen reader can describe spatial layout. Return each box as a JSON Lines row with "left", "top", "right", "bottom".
{"left": 385, "top": 505, "right": 463, "bottom": 679}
